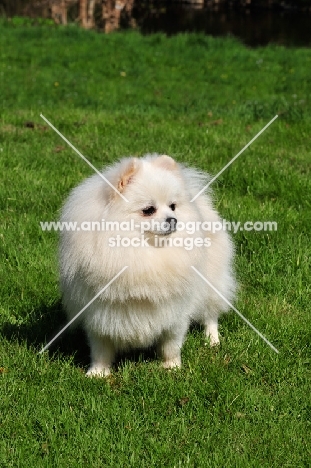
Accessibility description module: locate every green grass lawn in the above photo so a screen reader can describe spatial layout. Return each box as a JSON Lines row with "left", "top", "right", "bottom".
{"left": 1, "top": 22, "right": 311, "bottom": 467}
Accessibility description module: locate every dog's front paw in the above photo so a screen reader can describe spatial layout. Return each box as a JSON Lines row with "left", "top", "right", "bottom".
{"left": 86, "top": 365, "right": 111, "bottom": 378}
{"left": 205, "top": 321, "right": 220, "bottom": 347}
{"left": 162, "top": 357, "right": 181, "bottom": 369}
{"left": 206, "top": 335, "right": 220, "bottom": 347}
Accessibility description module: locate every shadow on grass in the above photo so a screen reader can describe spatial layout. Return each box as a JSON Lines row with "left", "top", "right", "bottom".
{"left": 1, "top": 302, "right": 236, "bottom": 372}
{"left": 0, "top": 300, "right": 160, "bottom": 372}
{"left": 1, "top": 300, "right": 90, "bottom": 368}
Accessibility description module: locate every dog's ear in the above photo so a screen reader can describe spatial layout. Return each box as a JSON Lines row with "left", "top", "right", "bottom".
{"left": 152, "top": 155, "right": 177, "bottom": 171}
{"left": 117, "top": 158, "right": 138, "bottom": 193}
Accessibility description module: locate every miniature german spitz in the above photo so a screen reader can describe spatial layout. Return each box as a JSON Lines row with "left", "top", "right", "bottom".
{"left": 59, "top": 154, "right": 236, "bottom": 376}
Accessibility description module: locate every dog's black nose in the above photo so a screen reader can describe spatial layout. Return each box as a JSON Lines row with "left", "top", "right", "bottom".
{"left": 165, "top": 217, "right": 177, "bottom": 231}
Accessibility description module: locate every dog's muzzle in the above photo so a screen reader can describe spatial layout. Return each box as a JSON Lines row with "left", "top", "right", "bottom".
{"left": 162, "top": 217, "right": 177, "bottom": 235}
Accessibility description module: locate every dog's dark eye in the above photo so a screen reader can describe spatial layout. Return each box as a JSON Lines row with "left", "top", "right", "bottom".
{"left": 142, "top": 206, "right": 156, "bottom": 216}
{"left": 169, "top": 203, "right": 176, "bottom": 211}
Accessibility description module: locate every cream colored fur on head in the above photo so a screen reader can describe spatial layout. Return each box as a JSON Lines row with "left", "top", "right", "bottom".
{"left": 59, "top": 154, "right": 236, "bottom": 376}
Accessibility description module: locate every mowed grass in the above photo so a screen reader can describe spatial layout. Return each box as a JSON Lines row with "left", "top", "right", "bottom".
{"left": 1, "top": 22, "right": 311, "bottom": 467}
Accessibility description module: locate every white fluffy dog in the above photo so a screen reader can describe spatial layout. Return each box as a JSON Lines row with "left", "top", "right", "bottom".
{"left": 59, "top": 154, "right": 236, "bottom": 376}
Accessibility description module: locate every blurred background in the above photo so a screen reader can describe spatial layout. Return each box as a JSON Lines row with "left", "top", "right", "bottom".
{"left": 1, "top": 0, "right": 311, "bottom": 46}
